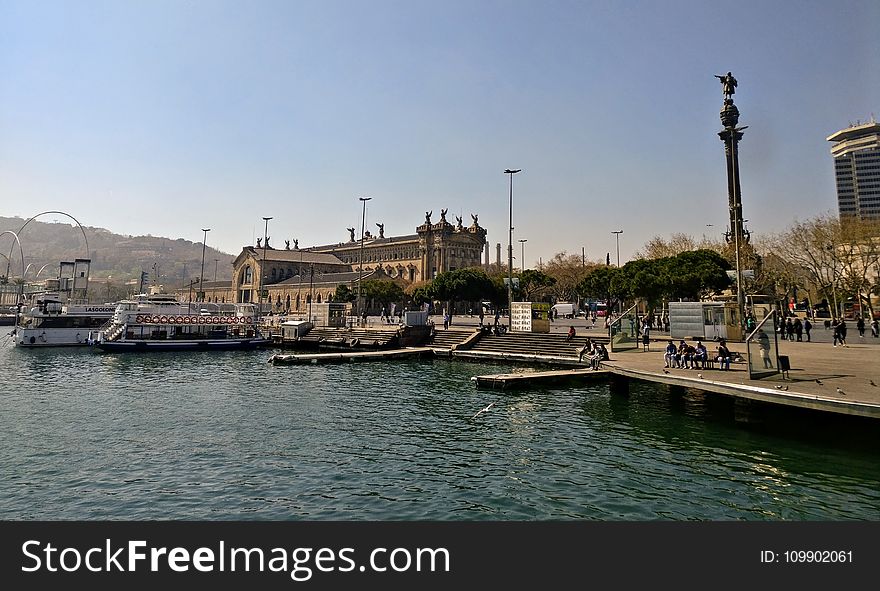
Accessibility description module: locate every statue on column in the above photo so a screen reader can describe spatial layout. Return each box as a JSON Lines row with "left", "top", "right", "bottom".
{"left": 715, "top": 71, "right": 737, "bottom": 100}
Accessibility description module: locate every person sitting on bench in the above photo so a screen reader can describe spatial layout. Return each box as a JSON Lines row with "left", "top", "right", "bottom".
{"left": 664, "top": 339, "right": 678, "bottom": 368}
{"left": 716, "top": 340, "right": 732, "bottom": 370}
{"left": 693, "top": 340, "right": 708, "bottom": 368}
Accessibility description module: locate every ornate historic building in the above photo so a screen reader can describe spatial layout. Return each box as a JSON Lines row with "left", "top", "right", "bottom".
{"left": 227, "top": 210, "right": 487, "bottom": 313}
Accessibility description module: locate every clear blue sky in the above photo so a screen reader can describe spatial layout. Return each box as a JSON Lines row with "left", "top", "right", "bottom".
{"left": 1, "top": 0, "right": 878, "bottom": 268}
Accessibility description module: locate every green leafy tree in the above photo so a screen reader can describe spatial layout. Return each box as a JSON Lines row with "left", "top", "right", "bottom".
{"left": 362, "top": 279, "right": 405, "bottom": 308}
{"left": 334, "top": 284, "right": 356, "bottom": 303}
{"left": 518, "top": 269, "right": 556, "bottom": 301}
{"left": 577, "top": 266, "right": 626, "bottom": 310}
{"left": 431, "top": 268, "right": 497, "bottom": 308}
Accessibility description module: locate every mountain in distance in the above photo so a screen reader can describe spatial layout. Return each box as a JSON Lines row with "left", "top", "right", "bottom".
{"left": 0, "top": 216, "right": 236, "bottom": 289}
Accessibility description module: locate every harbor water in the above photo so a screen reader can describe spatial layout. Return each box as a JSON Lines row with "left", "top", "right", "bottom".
{"left": 1, "top": 344, "right": 878, "bottom": 520}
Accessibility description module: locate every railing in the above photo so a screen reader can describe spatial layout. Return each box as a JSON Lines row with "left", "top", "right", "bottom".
{"left": 745, "top": 310, "right": 780, "bottom": 379}
{"left": 608, "top": 303, "right": 641, "bottom": 352}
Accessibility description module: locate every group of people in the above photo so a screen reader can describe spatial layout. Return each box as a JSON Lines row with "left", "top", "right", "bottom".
{"left": 777, "top": 316, "right": 811, "bottom": 342}
{"left": 664, "top": 338, "right": 732, "bottom": 370}
{"left": 578, "top": 338, "right": 608, "bottom": 370}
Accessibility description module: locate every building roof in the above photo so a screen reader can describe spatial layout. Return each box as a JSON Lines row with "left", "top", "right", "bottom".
{"left": 234, "top": 247, "right": 346, "bottom": 267}
{"left": 826, "top": 121, "right": 880, "bottom": 143}
{"left": 309, "top": 234, "right": 421, "bottom": 252}
{"left": 272, "top": 270, "right": 379, "bottom": 287}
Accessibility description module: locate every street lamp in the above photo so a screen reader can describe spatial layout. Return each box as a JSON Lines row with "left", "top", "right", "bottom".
{"left": 199, "top": 228, "right": 210, "bottom": 302}
{"left": 259, "top": 217, "right": 272, "bottom": 317}
{"left": 357, "top": 197, "right": 372, "bottom": 325}
{"left": 612, "top": 230, "right": 623, "bottom": 267}
{"left": 504, "top": 169, "right": 521, "bottom": 324}
{"left": 518, "top": 239, "right": 527, "bottom": 272}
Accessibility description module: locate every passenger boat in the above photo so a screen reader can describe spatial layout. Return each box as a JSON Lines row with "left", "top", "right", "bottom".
{"left": 12, "top": 259, "right": 115, "bottom": 347}
{"left": 13, "top": 293, "right": 115, "bottom": 347}
{"left": 93, "top": 293, "right": 269, "bottom": 351}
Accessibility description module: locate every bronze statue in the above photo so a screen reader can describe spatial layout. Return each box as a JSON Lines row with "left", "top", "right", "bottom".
{"left": 425, "top": 211, "right": 432, "bottom": 224}
{"left": 285, "top": 239, "right": 290, "bottom": 250}
{"left": 715, "top": 71, "right": 737, "bottom": 99}
{"left": 471, "top": 213, "right": 479, "bottom": 225}
{"left": 256, "top": 237, "right": 262, "bottom": 248}
{"left": 347, "top": 227, "right": 355, "bottom": 242}
{"left": 376, "top": 222, "right": 384, "bottom": 238}
{"left": 293, "top": 239, "right": 299, "bottom": 249}
{"left": 455, "top": 215, "right": 463, "bottom": 229}
{"left": 440, "top": 208, "right": 448, "bottom": 222}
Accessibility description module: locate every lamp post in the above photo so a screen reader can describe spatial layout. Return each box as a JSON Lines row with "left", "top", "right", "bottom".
{"left": 357, "top": 197, "right": 372, "bottom": 326}
{"left": 518, "top": 239, "right": 527, "bottom": 272}
{"left": 504, "top": 169, "right": 521, "bottom": 325}
{"left": 199, "top": 228, "right": 210, "bottom": 303}
{"left": 259, "top": 217, "right": 272, "bottom": 317}
{"left": 612, "top": 230, "right": 623, "bottom": 267}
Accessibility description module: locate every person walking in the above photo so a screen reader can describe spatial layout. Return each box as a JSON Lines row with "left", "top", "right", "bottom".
{"left": 872, "top": 318, "right": 879, "bottom": 338}
{"left": 443, "top": 310, "right": 450, "bottom": 330}
{"left": 757, "top": 329, "right": 772, "bottom": 369}
{"left": 832, "top": 319, "right": 840, "bottom": 347}
{"left": 857, "top": 316, "right": 865, "bottom": 339}
{"left": 794, "top": 317, "right": 803, "bottom": 342}
{"left": 804, "top": 318, "right": 812, "bottom": 342}
{"left": 838, "top": 319, "right": 848, "bottom": 347}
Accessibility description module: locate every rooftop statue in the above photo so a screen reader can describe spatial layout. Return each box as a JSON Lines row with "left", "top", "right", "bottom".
{"left": 455, "top": 215, "right": 463, "bottom": 230}
{"left": 471, "top": 213, "right": 479, "bottom": 225}
{"left": 715, "top": 71, "right": 737, "bottom": 100}
{"left": 376, "top": 222, "right": 385, "bottom": 238}
{"left": 440, "top": 208, "right": 448, "bottom": 222}
{"left": 284, "top": 239, "right": 290, "bottom": 250}
{"left": 347, "top": 227, "right": 356, "bottom": 242}
{"left": 294, "top": 239, "right": 299, "bottom": 249}
{"left": 256, "top": 237, "right": 262, "bottom": 248}
{"left": 425, "top": 211, "right": 432, "bottom": 224}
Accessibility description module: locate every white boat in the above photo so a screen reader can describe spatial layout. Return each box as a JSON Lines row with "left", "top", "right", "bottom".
{"left": 93, "top": 294, "right": 269, "bottom": 351}
{"left": 13, "top": 259, "right": 115, "bottom": 347}
{"left": 13, "top": 293, "right": 115, "bottom": 347}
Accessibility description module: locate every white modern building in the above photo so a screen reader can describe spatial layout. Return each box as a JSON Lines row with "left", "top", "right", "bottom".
{"left": 827, "top": 120, "right": 880, "bottom": 219}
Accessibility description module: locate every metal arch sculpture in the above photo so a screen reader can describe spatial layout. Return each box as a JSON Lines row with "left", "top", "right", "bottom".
{"left": 11, "top": 210, "right": 90, "bottom": 265}
{"left": 0, "top": 230, "right": 26, "bottom": 283}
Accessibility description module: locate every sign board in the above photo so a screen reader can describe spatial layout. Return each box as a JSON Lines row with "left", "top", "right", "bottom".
{"left": 510, "top": 301, "right": 532, "bottom": 333}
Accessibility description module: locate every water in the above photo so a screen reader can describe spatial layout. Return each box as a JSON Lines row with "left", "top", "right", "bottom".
{"left": 1, "top": 343, "right": 878, "bottom": 520}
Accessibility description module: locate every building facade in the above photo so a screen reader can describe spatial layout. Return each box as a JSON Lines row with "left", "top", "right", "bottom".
{"left": 228, "top": 211, "right": 487, "bottom": 313}
{"left": 827, "top": 120, "right": 880, "bottom": 219}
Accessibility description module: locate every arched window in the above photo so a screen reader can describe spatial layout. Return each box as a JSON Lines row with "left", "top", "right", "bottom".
{"left": 271, "top": 268, "right": 277, "bottom": 281}
{"left": 306, "top": 294, "right": 311, "bottom": 304}
{"left": 316, "top": 294, "right": 322, "bottom": 303}
{"left": 241, "top": 266, "right": 253, "bottom": 285}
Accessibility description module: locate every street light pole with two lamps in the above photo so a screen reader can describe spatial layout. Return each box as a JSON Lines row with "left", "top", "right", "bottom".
{"left": 259, "top": 217, "right": 272, "bottom": 317}
{"left": 504, "top": 168, "right": 521, "bottom": 326}
{"left": 611, "top": 230, "right": 623, "bottom": 267}
{"left": 357, "top": 197, "right": 372, "bottom": 326}
{"left": 518, "top": 239, "right": 527, "bottom": 272}
{"left": 199, "top": 228, "right": 210, "bottom": 302}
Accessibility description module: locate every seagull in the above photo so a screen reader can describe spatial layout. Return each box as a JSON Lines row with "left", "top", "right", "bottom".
{"left": 471, "top": 402, "right": 496, "bottom": 420}
{"left": 836, "top": 388, "right": 846, "bottom": 396}
{"left": 870, "top": 380, "right": 877, "bottom": 387}
{"left": 663, "top": 369, "right": 670, "bottom": 374}
{"left": 782, "top": 386, "right": 789, "bottom": 391}
{"left": 775, "top": 385, "right": 784, "bottom": 389}
{"left": 815, "top": 379, "right": 823, "bottom": 385}
{"left": 698, "top": 374, "right": 703, "bottom": 379}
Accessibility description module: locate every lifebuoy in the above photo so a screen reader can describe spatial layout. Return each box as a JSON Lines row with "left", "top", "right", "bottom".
{"left": 136, "top": 315, "right": 144, "bottom": 323}
{"left": 246, "top": 316, "right": 253, "bottom": 324}
{"left": 183, "top": 316, "right": 191, "bottom": 324}
{"left": 175, "top": 316, "right": 182, "bottom": 323}
{"left": 232, "top": 317, "right": 239, "bottom": 324}
{"left": 160, "top": 316, "right": 168, "bottom": 323}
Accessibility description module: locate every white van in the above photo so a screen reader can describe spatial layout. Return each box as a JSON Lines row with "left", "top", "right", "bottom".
{"left": 551, "top": 303, "right": 577, "bottom": 319}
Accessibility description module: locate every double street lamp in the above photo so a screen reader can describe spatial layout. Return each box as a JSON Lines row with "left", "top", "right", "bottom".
{"left": 504, "top": 168, "right": 521, "bottom": 324}
{"left": 357, "top": 197, "right": 372, "bottom": 325}
{"left": 199, "top": 228, "right": 210, "bottom": 302}
{"left": 518, "top": 239, "right": 527, "bottom": 272}
{"left": 611, "top": 230, "right": 623, "bottom": 267}
{"left": 259, "top": 217, "right": 272, "bottom": 317}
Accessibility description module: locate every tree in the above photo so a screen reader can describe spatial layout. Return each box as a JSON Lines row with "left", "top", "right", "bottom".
{"left": 577, "top": 266, "right": 627, "bottom": 311}
{"left": 518, "top": 269, "right": 556, "bottom": 302}
{"left": 362, "top": 279, "right": 405, "bottom": 308}
{"left": 635, "top": 233, "right": 725, "bottom": 260}
{"left": 405, "top": 280, "right": 433, "bottom": 306}
{"left": 333, "top": 284, "right": 356, "bottom": 303}
{"left": 542, "top": 251, "right": 594, "bottom": 302}
{"left": 431, "top": 268, "right": 497, "bottom": 304}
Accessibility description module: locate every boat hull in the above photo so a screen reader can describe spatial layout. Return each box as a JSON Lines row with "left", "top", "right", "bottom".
{"left": 95, "top": 338, "right": 271, "bottom": 352}
{"left": 14, "top": 327, "right": 95, "bottom": 347}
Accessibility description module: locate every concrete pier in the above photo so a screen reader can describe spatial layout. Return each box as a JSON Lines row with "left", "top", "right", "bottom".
{"left": 269, "top": 347, "right": 433, "bottom": 365}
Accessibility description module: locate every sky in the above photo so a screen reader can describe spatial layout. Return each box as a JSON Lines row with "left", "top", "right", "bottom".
{"left": 1, "top": 0, "right": 879, "bottom": 270}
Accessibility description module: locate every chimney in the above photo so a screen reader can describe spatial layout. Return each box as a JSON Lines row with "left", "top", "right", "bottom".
{"left": 496, "top": 243, "right": 501, "bottom": 267}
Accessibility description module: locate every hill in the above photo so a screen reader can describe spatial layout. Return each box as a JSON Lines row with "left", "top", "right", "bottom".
{"left": 0, "top": 216, "right": 236, "bottom": 290}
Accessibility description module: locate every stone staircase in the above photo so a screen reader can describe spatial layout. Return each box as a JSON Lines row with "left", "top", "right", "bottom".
{"left": 428, "top": 328, "right": 477, "bottom": 352}
{"left": 297, "top": 326, "right": 402, "bottom": 350}
{"left": 466, "top": 331, "right": 610, "bottom": 361}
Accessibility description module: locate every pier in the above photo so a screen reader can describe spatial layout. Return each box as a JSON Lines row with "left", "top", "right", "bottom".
{"left": 269, "top": 347, "right": 433, "bottom": 365}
